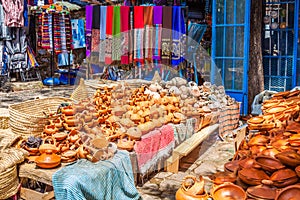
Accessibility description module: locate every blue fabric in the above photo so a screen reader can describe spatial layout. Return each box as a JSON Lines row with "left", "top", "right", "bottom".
{"left": 24, "top": 0, "right": 28, "bottom": 26}
{"left": 52, "top": 150, "right": 141, "bottom": 200}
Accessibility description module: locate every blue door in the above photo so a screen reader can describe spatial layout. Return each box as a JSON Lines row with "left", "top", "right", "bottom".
{"left": 211, "top": 0, "right": 251, "bottom": 115}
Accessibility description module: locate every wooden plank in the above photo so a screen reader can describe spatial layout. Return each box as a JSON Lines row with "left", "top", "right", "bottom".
{"left": 20, "top": 187, "right": 54, "bottom": 200}
{"left": 233, "top": 124, "right": 247, "bottom": 152}
{"left": 166, "top": 124, "right": 219, "bottom": 172}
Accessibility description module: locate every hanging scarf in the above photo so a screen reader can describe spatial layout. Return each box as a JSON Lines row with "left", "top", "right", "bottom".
{"left": 112, "top": 6, "right": 121, "bottom": 61}
{"left": 41, "top": 12, "right": 52, "bottom": 50}
{"left": 153, "top": 6, "right": 162, "bottom": 61}
{"left": 64, "top": 14, "right": 73, "bottom": 52}
{"left": 133, "top": 6, "right": 144, "bottom": 64}
{"left": 53, "top": 13, "right": 62, "bottom": 54}
{"left": 120, "top": 6, "right": 130, "bottom": 64}
{"left": 99, "top": 6, "right": 107, "bottom": 63}
{"left": 161, "top": 6, "right": 172, "bottom": 66}
{"left": 91, "top": 5, "right": 100, "bottom": 52}
{"left": 171, "top": 6, "right": 186, "bottom": 67}
{"left": 105, "top": 6, "right": 114, "bottom": 65}
{"left": 85, "top": 5, "right": 93, "bottom": 57}
{"left": 143, "top": 6, "right": 153, "bottom": 61}
{"left": 60, "top": 14, "right": 67, "bottom": 53}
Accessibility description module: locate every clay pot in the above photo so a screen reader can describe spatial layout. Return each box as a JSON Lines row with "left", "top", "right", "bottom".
{"left": 210, "top": 171, "right": 237, "bottom": 185}
{"left": 275, "top": 151, "right": 300, "bottom": 167}
{"left": 247, "top": 116, "right": 265, "bottom": 124}
{"left": 35, "top": 149, "right": 61, "bottom": 169}
{"left": 261, "top": 147, "right": 279, "bottom": 158}
{"left": 39, "top": 136, "right": 58, "bottom": 154}
{"left": 78, "top": 145, "right": 89, "bottom": 159}
{"left": 61, "top": 105, "right": 75, "bottom": 116}
{"left": 117, "top": 135, "right": 135, "bottom": 151}
{"left": 64, "top": 116, "right": 78, "bottom": 126}
{"left": 112, "top": 106, "right": 126, "bottom": 117}
{"left": 250, "top": 145, "right": 266, "bottom": 156}
{"left": 275, "top": 185, "right": 300, "bottom": 200}
{"left": 271, "top": 139, "right": 289, "bottom": 150}
{"left": 61, "top": 150, "right": 77, "bottom": 163}
{"left": 246, "top": 183, "right": 279, "bottom": 200}
{"left": 50, "top": 118, "right": 63, "bottom": 129}
{"left": 211, "top": 183, "right": 246, "bottom": 200}
{"left": 238, "top": 168, "right": 269, "bottom": 186}
{"left": 175, "top": 175, "right": 208, "bottom": 200}
{"left": 248, "top": 135, "right": 270, "bottom": 147}
{"left": 224, "top": 160, "right": 240, "bottom": 173}
{"left": 126, "top": 127, "right": 142, "bottom": 140}
{"left": 270, "top": 168, "right": 298, "bottom": 188}
{"left": 239, "top": 158, "right": 259, "bottom": 169}
{"left": 265, "top": 105, "right": 287, "bottom": 114}
{"left": 53, "top": 132, "right": 68, "bottom": 141}
{"left": 68, "top": 129, "right": 80, "bottom": 143}
{"left": 286, "top": 121, "right": 300, "bottom": 133}
{"left": 91, "top": 136, "right": 109, "bottom": 149}
{"left": 44, "top": 124, "right": 59, "bottom": 135}
{"left": 255, "top": 155, "right": 285, "bottom": 172}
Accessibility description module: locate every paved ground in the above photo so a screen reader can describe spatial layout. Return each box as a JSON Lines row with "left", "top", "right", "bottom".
{"left": 0, "top": 81, "right": 235, "bottom": 199}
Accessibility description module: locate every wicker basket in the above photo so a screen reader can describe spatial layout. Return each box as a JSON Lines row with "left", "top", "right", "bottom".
{"left": 9, "top": 97, "right": 72, "bottom": 137}
{"left": 0, "top": 108, "right": 9, "bottom": 129}
{"left": 71, "top": 78, "right": 89, "bottom": 101}
{"left": 0, "top": 165, "right": 19, "bottom": 199}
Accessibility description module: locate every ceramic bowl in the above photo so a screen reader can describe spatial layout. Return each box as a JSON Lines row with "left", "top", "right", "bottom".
{"left": 275, "top": 185, "right": 300, "bottom": 200}
{"left": 211, "top": 183, "right": 246, "bottom": 200}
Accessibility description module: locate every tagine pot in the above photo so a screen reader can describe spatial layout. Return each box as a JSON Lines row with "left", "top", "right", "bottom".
{"left": 35, "top": 149, "right": 61, "bottom": 169}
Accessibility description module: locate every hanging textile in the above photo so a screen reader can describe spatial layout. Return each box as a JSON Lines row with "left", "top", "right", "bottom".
{"left": 91, "top": 5, "right": 100, "bottom": 52}
{"left": 143, "top": 6, "right": 153, "bottom": 60}
{"left": 27, "top": 46, "right": 39, "bottom": 68}
{"left": 85, "top": 5, "right": 93, "bottom": 57}
{"left": 53, "top": 13, "right": 62, "bottom": 54}
{"left": 152, "top": 6, "right": 162, "bottom": 61}
{"left": 99, "top": 6, "right": 107, "bottom": 63}
{"left": 1, "top": 0, "right": 24, "bottom": 27}
{"left": 171, "top": 6, "right": 186, "bottom": 66}
{"left": 0, "top": 5, "right": 12, "bottom": 40}
{"left": 120, "top": 6, "right": 130, "bottom": 64}
{"left": 112, "top": 6, "right": 121, "bottom": 61}
{"left": 133, "top": 6, "right": 144, "bottom": 64}
{"left": 71, "top": 18, "right": 86, "bottom": 49}
{"left": 23, "top": 0, "right": 28, "bottom": 27}
{"left": 40, "top": 12, "right": 52, "bottom": 50}
{"left": 161, "top": 6, "right": 172, "bottom": 66}
{"left": 105, "top": 6, "right": 114, "bottom": 65}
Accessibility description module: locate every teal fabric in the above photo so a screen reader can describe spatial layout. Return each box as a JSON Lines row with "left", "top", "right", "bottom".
{"left": 52, "top": 150, "right": 141, "bottom": 200}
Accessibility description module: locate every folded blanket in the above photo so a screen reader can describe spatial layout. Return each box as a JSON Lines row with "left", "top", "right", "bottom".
{"left": 52, "top": 150, "right": 141, "bottom": 200}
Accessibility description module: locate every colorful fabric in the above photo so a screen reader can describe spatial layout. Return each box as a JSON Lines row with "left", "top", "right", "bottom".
{"left": 2, "top": 0, "right": 24, "bottom": 27}
{"left": 161, "top": 6, "right": 172, "bottom": 66}
{"left": 85, "top": 5, "right": 93, "bottom": 57}
{"left": 153, "top": 6, "right": 162, "bottom": 60}
{"left": 120, "top": 6, "right": 129, "bottom": 64}
{"left": 71, "top": 19, "right": 86, "bottom": 49}
{"left": 27, "top": 46, "right": 39, "bottom": 68}
{"left": 105, "top": 6, "right": 114, "bottom": 65}
{"left": 99, "top": 6, "right": 107, "bottom": 63}
{"left": 144, "top": 6, "right": 153, "bottom": 60}
{"left": 91, "top": 5, "right": 100, "bottom": 52}
{"left": 112, "top": 6, "right": 121, "bottom": 61}
{"left": 52, "top": 150, "right": 141, "bottom": 200}
{"left": 133, "top": 6, "right": 144, "bottom": 64}
{"left": 134, "top": 124, "right": 174, "bottom": 175}
{"left": 171, "top": 6, "right": 186, "bottom": 66}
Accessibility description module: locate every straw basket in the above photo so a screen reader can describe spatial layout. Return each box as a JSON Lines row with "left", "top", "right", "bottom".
{"left": 71, "top": 78, "right": 89, "bottom": 101}
{"left": 0, "top": 165, "right": 19, "bottom": 199}
{"left": 0, "top": 108, "right": 9, "bottom": 129}
{"left": 9, "top": 97, "right": 72, "bottom": 137}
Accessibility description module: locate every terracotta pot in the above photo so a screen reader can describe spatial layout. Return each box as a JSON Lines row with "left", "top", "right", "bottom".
{"left": 247, "top": 116, "right": 265, "bottom": 124}
{"left": 210, "top": 171, "right": 236, "bottom": 185}
{"left": 126, "top": 127, "right": 142, "bottom": 140}
{"left": 61, "top": 105, "right": 75, "bottom": 116}
{"left": 35, "top": 149, "right": 61, "bottom": 169}
{"left": 255, "top": 155, "right": 285, "bottom": 172}
{"left": 275, "top": 185, "right": 300, "bottom": 200}
{"left": 248, "top": 135, "right": 270, "bottom": 147}
{"left": 238, "top": 168, "right": 269, "bottom": 186}
{"left": 261, "top": 147, "right": 279, "bottom": 158}
{"left": 50, "top": 118, "right": 63, "bottom": 129}
{"left": 175, "top": 188, "right": 209, "bottom": 200}
{"left": 246, "top": 184, "right": 279, "bottom": 200}
{"left": 39, "top": 136, "right": 58, "bottom": 154}
{"left": 270, "top": 168, "right": 298, "bottom": 188}
{"left": 53, "top": 132, "right": 68, "bottom": 141}
{"left": 239, "top": 158, "right": 259, "bottom": 169}
{"left": 61, "top": 150, "right": 77, "bottom": 163}
{"left": 117, "top": 135, "right": 135, "bottom": 151}
{"left": 275, "top": 151, "right": 300, "bottom": 167}
{"left": 175, "top": 175, "right": 207, "bottom": 200}
{"left": 250, "top": 145, "right": 266, "bottom": 156}
{"left": 44, "top": 124, "right": 58, "bottom": 135}
{"left": 211, "top": 183, "right": 246, "bottom": 200}
{"left": 224, "top": 160, "right": 240, "bottom": 173}
{"left": 78, "top": 145, "right": 89, "bottom": 159}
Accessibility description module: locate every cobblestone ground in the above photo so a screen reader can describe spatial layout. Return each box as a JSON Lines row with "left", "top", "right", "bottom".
{"left": 0, "top": 81, "right": 235, "bottom": 200}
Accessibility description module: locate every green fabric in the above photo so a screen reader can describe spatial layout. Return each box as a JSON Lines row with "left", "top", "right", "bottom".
{"left": 112, "top": 6, "right": 121, "bottom": 61}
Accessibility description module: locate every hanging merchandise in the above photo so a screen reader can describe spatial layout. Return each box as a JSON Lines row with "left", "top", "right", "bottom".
{"left": 99, "top": 6, "right": 107, "bottom": 63}
{"left": 1, "top": 0, "right": 24, "bottom": 27}
{"left": 144, "top": 6, "right": 153, "bottom": 60}
{"left": 85, "top": 5, "right": 93, "bottom": 57}
{"left": 171, "top": 6, "right": 186, "bottom": 67}
{"left": 91, "top": 5, "right": 100, "bottom": 52}
{"left": 0, "top": 4, "right": 12, "bottom": 41}
{"left": 152, "top": 6, "right": 162, "bottom": 61}
{"left": 133, "top": 6, "right": 144, "bottom": 64}
{"left": 71, "top": 18, "right": 86, "bottom": 49}
{"left": 161, "top": 6, "right": 172, "bottom": 66}
{"left": 120, "top": 6, "right": 129, "bottom": 64}
{"left": 112, "top": 6, "right": 121, "bottom": 61}
{"left": 105, "top": 6, "right": 113, "bottom": 65}
{"left": 24, "top": 0, "right": 28, "bottom": 27}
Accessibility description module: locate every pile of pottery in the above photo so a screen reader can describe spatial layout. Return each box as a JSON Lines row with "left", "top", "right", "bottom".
{"left": 247, "top": 90, "right": 300, "bottom": 131}
{"left": 175, "top": 175, "right": 247, "bottom": 200}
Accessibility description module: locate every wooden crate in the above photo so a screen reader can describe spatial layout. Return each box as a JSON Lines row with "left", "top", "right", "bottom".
{"left": 20, "top": 187, "right": 54, "bottom": 200}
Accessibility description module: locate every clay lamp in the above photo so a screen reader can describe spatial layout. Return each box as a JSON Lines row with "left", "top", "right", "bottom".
{"left": 61, "top": 150, "right": 78, "bottom": 163}
{"left": 44, "top": 124, "right": 58, "bottom": 135}
{"left": 275, "top": 185, "right": 300, "bottom": 200}
{"left": 112, "top": 106, "right": 127, "bottom": 117}
{"left": 68, "top": 129, "right": 80, "bottom": 143}
{"left": 61, "top": 105, "right": 75, "bottom": 116}
{"left": 270, "top": 168, "right": 298, "bottom": 188}
{"left": 91, "top": 136, "right": 109, "bottom": 149}
{"left": 238, "top": 167, "right": 270, "bottom": 186}
{"left": 254, "top": 155, "right": 285, "bottom": 172}
{"left": 275, "top": 151, "right": 300, "bottom": 167}
{"left": 130, "top": 113, "right": 141, "bottom": 125}
{"left": 57, "top": 140, "right": 70, "bottom": 152}
{"left": 35, "top": 149, "right": 61, "bottom": 169}
{"left": 64, "top": 116, "right": 78, "bottom": 127}
{"left": 211, "top": 182, "right": 246, "bottom": 200}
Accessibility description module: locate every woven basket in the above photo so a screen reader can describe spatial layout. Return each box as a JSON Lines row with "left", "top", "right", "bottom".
{"left": 9, "top": 97, "right": 72, "bottom": 137}
{"left": 0, "top": 108, "right": 9, "bottom": 129}
{"left": 0, "top": 165, "right": 19, "bottom": 199}
{"left": 71, "top": 78, "right": 89, "bottom": 101}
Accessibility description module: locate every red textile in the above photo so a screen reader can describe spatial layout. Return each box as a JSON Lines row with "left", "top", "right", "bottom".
{"left": 134, "top": 6, "right": 144, "bottom": 29}
{"left": 120, "top": 6, "right": 130, "bottom": 64}
{"left": 105, "top": 6, "right": 114, "bottom": 65}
